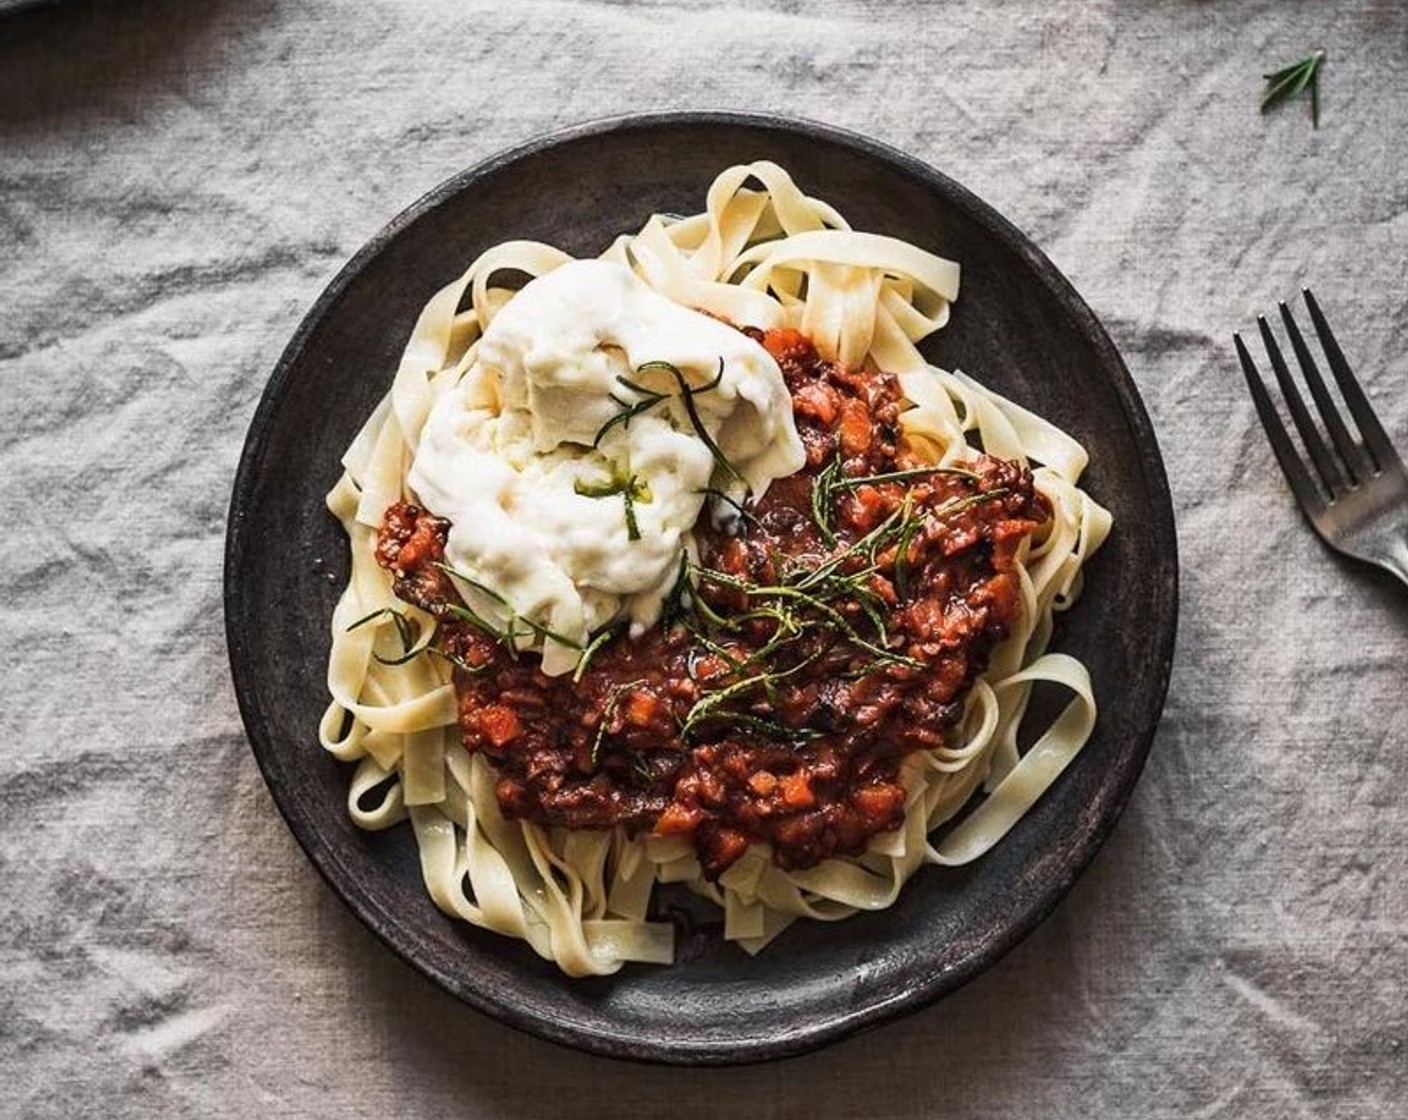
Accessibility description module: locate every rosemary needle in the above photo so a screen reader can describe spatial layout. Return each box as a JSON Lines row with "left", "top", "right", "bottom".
{"left": 1262, "top": 49, "right": 1325, "bottom": 128}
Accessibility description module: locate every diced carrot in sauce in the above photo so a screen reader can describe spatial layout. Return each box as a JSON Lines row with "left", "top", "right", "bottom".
{"left": 838, "top": 399, "right": 873, "bottom": 456}
{"left": 396, "top": 520, "right": 441, "bottom": 572}
{"left": 779, "top": 772, "right": 815, "bottom": 810}
{"left": 792, "top": 382, "right": 839, "bottom": 426}
{"left": 716, "top": 537, "right": 749, "bottom": 576}
{"left": 853, "top": 783, "right": 904, "bottom": 822}
{"left": 867, "top": 573, "right": 898, "bottom": 607}
{"left": 841, "top": 484, "right": 889, "bottom": 532}
{"left": 654, "top": 802, "right": 704, "bottom": 835}
{"left": 691, "top": 654, "right": 730, "bottom": 683}
{"left": 702, "top": 826, "right": 749, "bottom": 870}
{"left": 759, "top": 327, "right": 812, "bottom": 364}
{"left": 623, "top": 689, "right": 661, "bottom": 728}
{"left": 478, "top": 705, "right": 522, "bottom": 747}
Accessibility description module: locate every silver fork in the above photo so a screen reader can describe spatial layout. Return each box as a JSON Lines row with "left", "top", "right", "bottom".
{"left": 1235, "top": 290, "right": 1408, "bottom": 587}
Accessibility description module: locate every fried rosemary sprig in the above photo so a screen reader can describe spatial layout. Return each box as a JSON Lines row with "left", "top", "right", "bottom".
{"left": 697, "top": 486, "right": 762, "bottom": 531}
{"left": 347, "top": 605, "right": 495, "bottom": 676}
{"left": 592, "top": 358, "right": 749, "bottom": 493}
{"left": 433, "top": 561, "right": 584, "bottom": 656}
{"left": 346, "top": 606, "right": 424, "bottom": 665}
{"left": 428, "top": 646, "right": 491, "bottom": 676}
{"left": 678, "top": 647, "right": 825, "bottom": 743}
{"left": 672, "top": 500, "right": 929, "bottom": 738}
{"left": 591, "top": 677, "right": 648, "bottom": 767}
{"left": 831, "top": 464, "right": 982, "bottom": 490}
{"left": 668, "top": 468, "right": 1016, "bottom": 745}
{"left": 574, "top": 461, "right": 652, "bottom": 541}
{"left": 807, "top": 453, "right": 983, "bottom": 547}
{"left": 696, "top": 564, "right": 923, "bottom": 671}
{"left": 593, "top": 376, "right": 668, "bottom": 447}
{"left": 653, "top": 358, "right": 748, "bottom": 491}
{"left": 810, "top": 456, "right": 843, "bottom": 545}
{"left": 573, "top": 622, "right": 625, "bottom": 684}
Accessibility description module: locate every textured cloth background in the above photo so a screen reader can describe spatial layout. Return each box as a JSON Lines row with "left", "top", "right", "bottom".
{"left": 2, "top": 0, "right": 1406, "bottom": 1116}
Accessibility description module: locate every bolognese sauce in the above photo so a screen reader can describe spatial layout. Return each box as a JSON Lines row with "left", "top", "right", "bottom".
{"left": 375, "top": 330, "right": 1048, "bottom": 877}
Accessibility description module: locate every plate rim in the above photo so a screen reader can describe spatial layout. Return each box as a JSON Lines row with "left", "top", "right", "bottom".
{"left": 225, "top": 109, "right": 1179, "bottom": 1065}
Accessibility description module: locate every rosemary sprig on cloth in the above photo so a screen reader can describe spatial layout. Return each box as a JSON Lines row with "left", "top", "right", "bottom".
{"left": 1263, "top": 49, "right": 1325, "bottom": 128}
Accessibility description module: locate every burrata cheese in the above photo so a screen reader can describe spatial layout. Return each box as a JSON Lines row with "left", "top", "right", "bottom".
{"left": 407, "top": 259, "right": 805, "bottom": 675}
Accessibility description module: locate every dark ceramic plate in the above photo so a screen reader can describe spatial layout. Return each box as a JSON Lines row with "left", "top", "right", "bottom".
{"left": 226, "top": 112, "right": 1177, "bottom": 1065}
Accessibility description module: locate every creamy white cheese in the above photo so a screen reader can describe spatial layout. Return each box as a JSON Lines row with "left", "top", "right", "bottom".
{"left": 407, "top": 259, "right": 805, "bottom": 676}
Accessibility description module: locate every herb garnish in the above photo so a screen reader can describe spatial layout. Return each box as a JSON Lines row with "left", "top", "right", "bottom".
{"left": 347, "top": 606, "right": 423, "bottom": 665}
{"left": 592, "top": 358, "right": 747, "bottom": 492}
{"left": 806, "top": 455, "right": 981, "bottom": 546}
{"left": 656, "top": 359, "right": 748, "bottom": 490}
{"left": 809, "top": 456, "right": 843, "bottom": 545}
{"left": 575, "top": 461, "right": 652, "bottom": 541}
{"left": 628, "top": 753, "right": 656, "bottom": 789}
{"left": 573, "top": 623, "right": 624, "bottom": 684}
{"left": 428, "top": 646, "right": 490, "bottom": 675}
{"left": 677, "top": 650, "right": 824, "bottom": 743}
{"left": 1263, "top": 49, "right": 1325, "bottom": 128}
{"left": 591, "top": 678, "right": 648, "bottom": 767}
{"left": 664, "top": 474, "right": 1012, "bottom": 746}
{"left": 831, "top": 464, "right": 981, "bottom": 490}
{"left": 347, "top": 605, "right": 496, "bottom": 675}
{"left": 696, "top": 486, "right": 762, "bottom": 532}
{"left": 594, "top": 375, "right": 668, "bottom": 446}
{"left": 436, "top": 562, "right": 633, "bottom": 680}
{"left": 433, "top": 561, "right": 584, "bottom": 655}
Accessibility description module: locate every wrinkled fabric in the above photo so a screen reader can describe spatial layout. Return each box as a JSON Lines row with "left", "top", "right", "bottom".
{"left": 1, "top": 0, "right": 1405, "bottom": 1117}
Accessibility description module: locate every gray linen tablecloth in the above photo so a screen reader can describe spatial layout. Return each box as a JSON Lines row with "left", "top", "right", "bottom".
{"left": 3, "top": 0, "right": 1405, "bottom": 1116}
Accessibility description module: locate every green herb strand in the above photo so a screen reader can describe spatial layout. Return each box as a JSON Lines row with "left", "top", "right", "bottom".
{"left": 592, "top": 380, "right": 668, "bottom": 447}
{"left": 809, "top": 456, "right": 842, "bottom": 546}
{"left": 346, "top": 606, "right": 424, "bottom": 665}
{"left": 662, "top": 359, "right": 749, "bottom": 491}
{"left": 574, "top": 462, "right": 652, "bottom": 541}
{"left": 428, "top": 646, "right": 491, "bottom": 675}
{"left": 591, "top": 678, "right": 648, "bottom": 767}
{"left": 573, "top": 624, "right": 623, "bottom": 684}
{"left": 434, "top": 562, "right": 584, "bottom": 652}
{"left": 830, "top": 464, "right": 981, "bottom": 490}
{"left": 1262, "top": 49, "right": 1325, "bottom": 128}
{"left": 696, "top": 487, "right": 762, "bottom": 531}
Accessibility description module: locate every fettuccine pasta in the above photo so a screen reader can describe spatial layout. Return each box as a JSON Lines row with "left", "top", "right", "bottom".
{"left": 320, "top": 163, "right": 1110, "bottom": 975}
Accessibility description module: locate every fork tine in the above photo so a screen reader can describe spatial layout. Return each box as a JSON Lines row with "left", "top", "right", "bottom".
{"left": 1279, "top": 302, "right": 1372, "bottom": 485}
{"left": 1235, "top": 332, "right": 1327, "bottom": 516}
{"left": 1303, "top": 289, "right": 1406, "bottom": 475}
{"left": 1256, "top": 315, "right": 1348, "bottom": 494}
